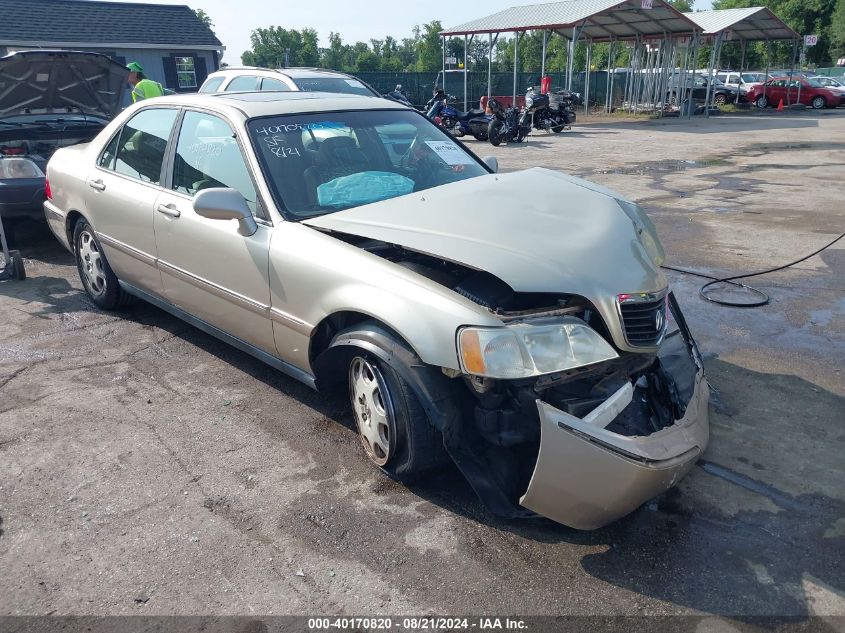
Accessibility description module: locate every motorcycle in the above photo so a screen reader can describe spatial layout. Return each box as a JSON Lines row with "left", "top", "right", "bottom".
{"left": 384, "top": 84, "right": 413, "bottom": 107}
{"left": 487, "top": 98, "right": 529, "bottom": 146}
{"left": 553, "top": 89, "right": 581, "bottom": 128}
{"left": 426, "top": 92, "right": 491, "bottom": 140}
{"left": 520, "top": 86, "right": 579, "bottom": 133}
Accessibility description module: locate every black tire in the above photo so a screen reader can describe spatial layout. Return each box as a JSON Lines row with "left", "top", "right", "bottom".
{"left": 551, "top": 124, "right": 564, "bottom": 133}
{"left": 811, "top": 96, "right": 826, "bottom": 109}
{"left": 73, "top": 218, "right": 130, "bottom": 309}
{"left": 345, "top": 344, "right": 447, "bottom": 483}
{"left": 488, "top": 119, "right": 503, "bottom": 146}
{"left": 714, "top": 93, "right": 727, "bottom": 106}
{"left": 10, "top": 250, "right": 25, "bottom": 280}
{"left": 755, "top": 95, "right": 768, "bottom": 109}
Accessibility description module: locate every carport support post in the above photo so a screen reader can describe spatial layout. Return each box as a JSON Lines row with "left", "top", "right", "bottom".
{"left": 703, "top": 33, "right": 721, "bottom": 118}
{"left": 606, "top": 39, "right": 614, "bottom": 112}
{"left": 541, "top": 30, "right": 547, "bottom": 80}
{"left": 488, "top": 33, "right": 493, "bottom": 102}
{"left": 763, "top": 39, "right": 770, "bottom": 105}
{"left": 787, "top": 37, "right": 797, "bottom": 106}
{"left": 513, "top": 31, "right": 519, "bottom": 104}
{"left": 584, "top": 39, "right": 592, "bottom": 114}
{"left": 464, "top": 34, "right": 468, "bottom": 111}
{"left": 688, "top": 34, "right": 699, "bottom": 120}
{"left": 441, "top": 36, "right": 446, "bottom": 91}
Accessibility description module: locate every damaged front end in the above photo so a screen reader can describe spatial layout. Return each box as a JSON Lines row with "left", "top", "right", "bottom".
{"left": 442, "top": 292, "right": 708, "bottom": 530}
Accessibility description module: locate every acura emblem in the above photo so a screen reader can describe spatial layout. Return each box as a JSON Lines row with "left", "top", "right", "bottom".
{"left": 655, "top": 308, "right": 665, "bottom": 333}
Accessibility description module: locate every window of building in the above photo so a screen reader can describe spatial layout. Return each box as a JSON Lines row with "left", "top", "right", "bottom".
{"left": 176, "top": 56, "right": 197, "bottom": 89}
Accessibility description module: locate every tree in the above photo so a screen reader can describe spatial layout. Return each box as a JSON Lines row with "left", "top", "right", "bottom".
{"left": 415, "top": 21, "right": 443, "bottom": 72}
{"left": 713, "top": 0, "right": 838, "bottom": 66}
{"left": 322, "top": 32, "right": 349, "bottom": 71}
{"left": 242, "top": 27, "right": 313, "bottom": 67}
{"left": 193, "top": 8, "right": 213, "bottom": 29}
{"left": 666, "top": 0, "right": 694, "bottom": 11}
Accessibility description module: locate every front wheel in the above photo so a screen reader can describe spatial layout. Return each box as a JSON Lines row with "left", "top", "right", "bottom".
{"left": 755, "top": 95, "right": 768, "bottom": 109}
{"left": 488, "top": 119, "right": 503, "bottom": 146}
{"left": 347, "top": 353, "right": 445, "bottom": 482}
{"left": 73, "top": 218, "right": 130, "bottom": 309}
{"left": 811, "top": 96, "right": 826, "bottom": 109}
{"left": 714, "top": 93, "right": 727, "bottom": 106}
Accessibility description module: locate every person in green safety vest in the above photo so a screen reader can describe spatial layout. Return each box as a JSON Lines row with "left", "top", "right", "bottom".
{"left": 127, "top": 62, "right": 164, "bottom": 103}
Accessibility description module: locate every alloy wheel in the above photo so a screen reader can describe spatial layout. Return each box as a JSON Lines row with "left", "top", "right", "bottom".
{"left": 349, "top": 356, "right": 395, "bottom": 467}
{"left": 78, "top": 230, "right": 107, "bottom": 297}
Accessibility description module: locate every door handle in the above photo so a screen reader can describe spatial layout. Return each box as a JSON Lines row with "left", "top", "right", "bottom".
{"left": 87, "top": 179, "right": 106, "bottom": 192}
{"left": 156, "top": 203, "right": 181, "bottom": 218}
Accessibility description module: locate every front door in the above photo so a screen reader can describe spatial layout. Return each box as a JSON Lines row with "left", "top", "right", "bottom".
{"left": 84, "top": 107, "right": 179, "bottom": 294}
{"left": 153, "top": 109, "right": 276, "bottom": 355}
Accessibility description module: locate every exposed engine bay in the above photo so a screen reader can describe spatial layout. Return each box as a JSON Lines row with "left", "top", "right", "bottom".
{"left": 344, "top": 233, "right": 704, "bottom": 520}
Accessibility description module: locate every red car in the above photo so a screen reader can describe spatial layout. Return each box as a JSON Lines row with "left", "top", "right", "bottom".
{"left": 745, "top": 76, "right": 845, "bottom": 109}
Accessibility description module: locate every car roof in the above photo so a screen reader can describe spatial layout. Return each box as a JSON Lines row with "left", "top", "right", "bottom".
{"left": 209, "top": 67, "right": 357, "bottom": 80}
{"left": 146, "top": 90, "right": 405, "bottom": 118}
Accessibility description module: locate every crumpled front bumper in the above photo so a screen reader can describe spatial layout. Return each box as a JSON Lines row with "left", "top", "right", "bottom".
{"left": 519, "top": 334, "right": 709, "bottom": 530}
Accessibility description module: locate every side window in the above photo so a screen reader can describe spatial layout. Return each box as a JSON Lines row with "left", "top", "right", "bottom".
{"left": 260, "top": 77, "right": 291, "bottom": 92}
{"left": 98, "top": 132, "right": 120, "bottom": 169}
{"left": 225, "top": 75, "right": 259, "bottom": 91}
{"left": 199, "top": 76, "right": 225, "bottom": 93}
{"left": 113, "top": 108, "right": 178, "bottom": 185}
{"left": 171, "top": 111, "right": 259, "bottom": 217}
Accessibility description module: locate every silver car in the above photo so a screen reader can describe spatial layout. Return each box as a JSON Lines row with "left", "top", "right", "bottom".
{"left": 44, "top": 92, "right": 709, "bottom": 530}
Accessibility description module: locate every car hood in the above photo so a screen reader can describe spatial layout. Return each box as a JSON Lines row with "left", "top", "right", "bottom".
{"left": 304, "top": 168, "right": 666, "bottom": 303}
{"left": 0, "top": 50, "right": 128, "bottom": 120}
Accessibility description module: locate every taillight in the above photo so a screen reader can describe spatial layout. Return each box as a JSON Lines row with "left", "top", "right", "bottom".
{"left": 45, "top": 176, "right": 52, "bottom": 200}
{"left": 434, "top": 116, "right": 442, "bottom": 125}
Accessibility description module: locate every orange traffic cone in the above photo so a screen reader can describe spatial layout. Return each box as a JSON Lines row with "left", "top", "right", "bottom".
{"left": 777, "top": 98, "right": 784, "bottom": 111}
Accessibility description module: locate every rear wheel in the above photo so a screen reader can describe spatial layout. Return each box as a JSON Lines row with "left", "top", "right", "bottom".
{"left": 488, "top": 119, "right": 503, "bottom": 146}
{"left": 755, "top": 95, "right": 768, "bottom": 108}
{"left": 73, "top": 218, "right": 130, "bottom": 309}
{"left": 811, "top": 96, "right": 826, "bottom": 109}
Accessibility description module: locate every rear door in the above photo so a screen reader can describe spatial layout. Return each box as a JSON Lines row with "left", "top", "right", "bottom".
{"left": 84, "top": 107, "right": 179, "bottom": 295}
{"left": 152, "top": 108, "right": 276, "bottom": 355}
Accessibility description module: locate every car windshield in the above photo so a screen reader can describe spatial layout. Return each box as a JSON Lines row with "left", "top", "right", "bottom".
{"left": 249, "top": 109, "right": 489, "bottom": 219}
{"left": 291, "top": 77, "right": 374, "bottom": 96}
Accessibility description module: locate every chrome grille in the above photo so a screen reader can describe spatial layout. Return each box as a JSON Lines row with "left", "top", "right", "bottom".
{"left": 618, "top": 294, "right": 667, "bottom": 347}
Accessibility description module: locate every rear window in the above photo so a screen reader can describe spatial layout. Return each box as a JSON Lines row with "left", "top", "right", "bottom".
{"left": 292, "top": 77, "right": 375, "bottom": 96}
{"left": 199, "top": 76, "right": 225, "bottom": 93}
{"left": 225, "top": 76, "right": 259, "bottom": 91}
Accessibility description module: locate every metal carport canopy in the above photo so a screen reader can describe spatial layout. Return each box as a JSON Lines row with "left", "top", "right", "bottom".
{"left": 440, "top": 0, "right": 700, "bottom": 41}
{"left": 682, "top": 7, "right": 799, "bottom": 41}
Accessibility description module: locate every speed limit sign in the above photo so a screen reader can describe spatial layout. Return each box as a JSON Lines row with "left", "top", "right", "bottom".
{"left": 805, "top": 34, "right": 818, "bottom": 46}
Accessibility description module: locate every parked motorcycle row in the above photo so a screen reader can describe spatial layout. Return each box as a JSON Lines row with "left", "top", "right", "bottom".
{"left": 423, "top": 87, "right": 582, "bottom": 146}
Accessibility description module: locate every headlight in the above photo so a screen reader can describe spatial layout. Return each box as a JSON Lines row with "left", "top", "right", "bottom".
{"left": 616, "top": 199, "right": 665, "bottom": 266}
{"left": 0, "top": 158, "right": 44, "bottom": 180}
{"left": 458, "top": 318, "right": 618, "bottom": 379}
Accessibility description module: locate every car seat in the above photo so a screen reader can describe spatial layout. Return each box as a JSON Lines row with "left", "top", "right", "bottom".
{"left": 303, "top": 136, "right": 370, "bottom": 206}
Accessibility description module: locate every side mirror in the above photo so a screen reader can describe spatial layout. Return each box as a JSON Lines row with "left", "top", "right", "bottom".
{"left": 482, "top": 156, "right": 498, "bottom": 173}
{"left": 193, "top": 188, "right": 257, "bottom": 237}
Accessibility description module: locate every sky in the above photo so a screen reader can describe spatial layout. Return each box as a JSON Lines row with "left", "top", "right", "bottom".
{"left": 122, "top": 0, "right": 714, "bottom": 64}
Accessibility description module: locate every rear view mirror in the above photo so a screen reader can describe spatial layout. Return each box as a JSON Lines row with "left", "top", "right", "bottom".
{"left": 482, "top": 156, "right": 498, "bottom": 173}
{"left": 193, "top": 188, "right": 257, "bottom": 236}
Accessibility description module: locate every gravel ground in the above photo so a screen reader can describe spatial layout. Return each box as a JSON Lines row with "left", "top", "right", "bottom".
{"left": 1, "top": 110, "right": 843, "bottom": 621}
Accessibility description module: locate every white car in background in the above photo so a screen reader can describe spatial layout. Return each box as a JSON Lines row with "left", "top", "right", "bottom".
{"left": 199, "top": 66, "right": 380, "bottom": 97}
{"left": 809, "top": 76, "right": 845, "bottom": 95}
